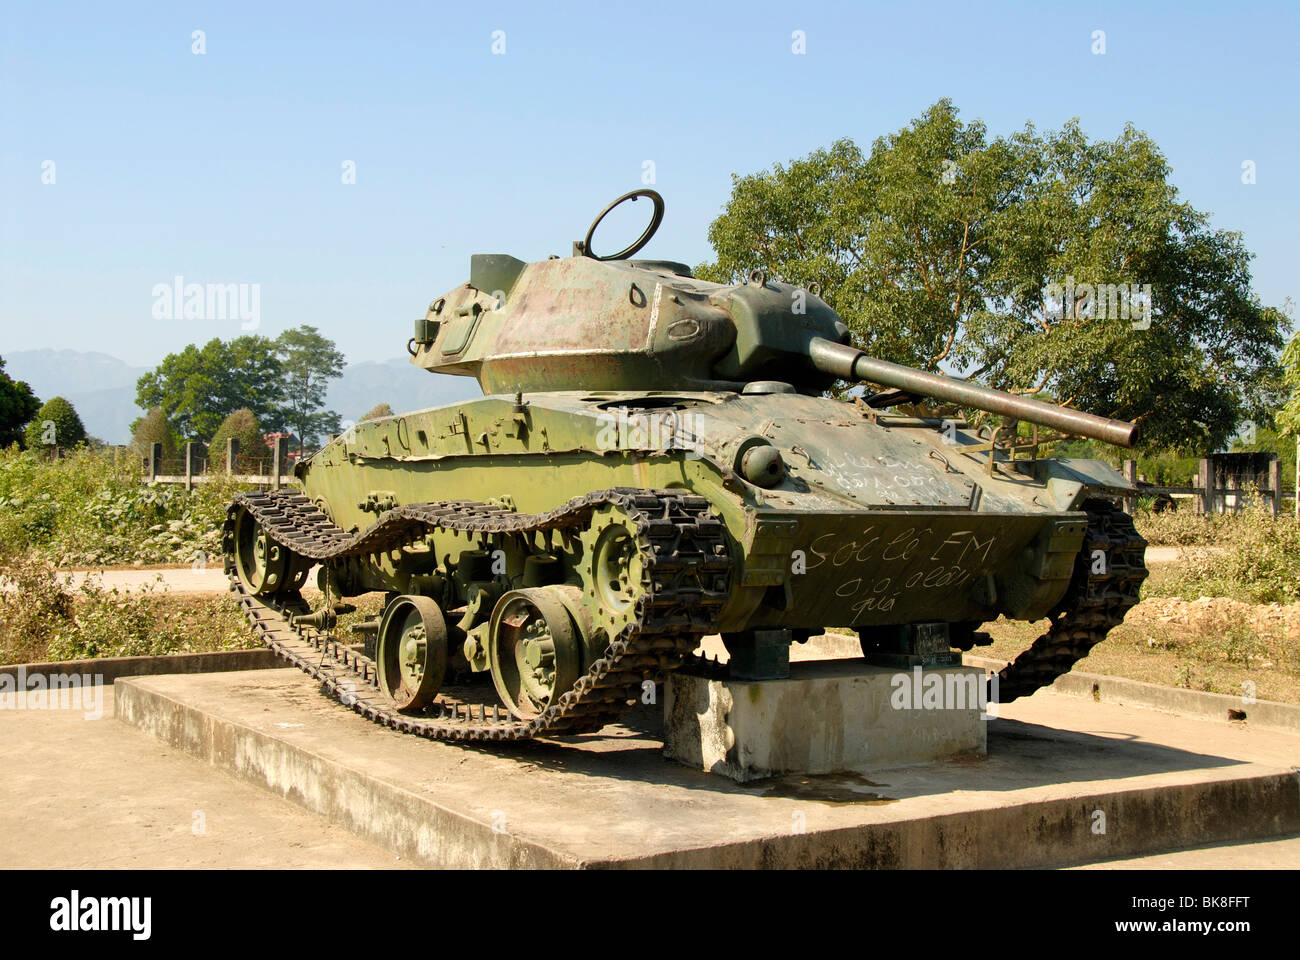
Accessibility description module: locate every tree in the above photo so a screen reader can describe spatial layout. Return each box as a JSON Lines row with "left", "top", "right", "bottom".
{"left": 0, "top": 356, "right": 41, "bottom": 448}
{"left": 1279, "top": 330, "right": 1300, "bottom": 438}
{"left": 135, "top": 335, "right": 284, "bottom": 441}
{"left": 131, "top": 406, "right": 178, "bottom": 460}
{"left": 209, "top": 408, "right": 264, "bottom": 472}
{"left": 697, "top": 100, "right": 1287, "bottom": 451}
{"left": 24, "top": 397, "right": 87, "bottom": 449}
{"left": 360, "top": 402, "right": 394, "bottom": 421}
{"left": 276, "top": 325, "right": 345, "bottom": 453}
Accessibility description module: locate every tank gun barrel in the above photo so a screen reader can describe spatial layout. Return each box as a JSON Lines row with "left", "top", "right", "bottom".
{"left": 808, "top": 338, "right": 1139, "bottom": 448}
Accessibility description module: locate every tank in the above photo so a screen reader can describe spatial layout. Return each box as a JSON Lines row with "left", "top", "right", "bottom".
{"left": 223, "top": 189, "right": 1148, "bottom": 742}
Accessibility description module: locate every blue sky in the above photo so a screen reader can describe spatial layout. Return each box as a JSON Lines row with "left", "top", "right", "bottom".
{"left": 2, "top": 0, "right": 1297, "bottom": 369}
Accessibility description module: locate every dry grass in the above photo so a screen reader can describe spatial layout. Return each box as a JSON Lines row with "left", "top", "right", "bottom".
{"left": 981, "top": 595, "right": 1300, "bottom": 704}
{"left": 0, "top": 551, "right": 255, "bottom": 665}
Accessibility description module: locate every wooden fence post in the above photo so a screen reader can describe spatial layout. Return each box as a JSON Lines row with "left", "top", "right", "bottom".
{"left": 1197, "top": 458, "right": 1213, "bottom": 515}
{"left": 184, "top": 442, "right": 196, "bottom": 491}
{"left": 148, "top": 443, "right": 162, "bottom": 482}
{"left": 1268, "top": 458, "right": 1281, "bottom": 518}
{"left": 226, "top": 437, "right": 239, "bottom": 477}
{"left": 1122, "top": 459, "right": 1137, "bottom": 514}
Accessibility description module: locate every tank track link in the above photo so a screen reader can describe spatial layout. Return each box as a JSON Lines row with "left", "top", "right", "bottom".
{"left": 222, "top": 488, "right": 732, "bottom": 742}
{"left": 992, "top": 498, "right": 1148, "bottom": 703}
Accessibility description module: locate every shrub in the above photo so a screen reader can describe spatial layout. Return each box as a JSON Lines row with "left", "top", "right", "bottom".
{"left": 0, "top": 445, "right": 251, "bottom": 566}
{"left": 0, "top": 551, "right": 254, "bottom": 664}
{"left": 23, "top": 396, "right": 87, "bottom": 450}
{"left": 1154, "top": 501, "right": 1300, "bottom": 604}
{"left": 131, "top": 406, "right": 177, "bottom": 460}
{"left": 209, "top": 407, "right": 263, "bottom": 472}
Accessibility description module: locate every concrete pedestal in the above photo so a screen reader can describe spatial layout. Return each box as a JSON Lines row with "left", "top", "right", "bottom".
{"left": 664, "top": 660, "right": 988, "bottom": 782}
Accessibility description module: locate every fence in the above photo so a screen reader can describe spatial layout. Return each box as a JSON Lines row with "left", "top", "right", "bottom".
{"left": 143, "top": 438, "right": 300, "bottom": 489}
{"left": 1122, "top": 451, "right": 1297, "bottom": 518}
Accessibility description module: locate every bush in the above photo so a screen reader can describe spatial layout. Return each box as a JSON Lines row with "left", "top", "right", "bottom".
{"left": 23, "top": 396, "right": 87, "bottom": 450}
{"left": 1150, "top": 501, "right": 1300, "bottom": 604}
{"left": 0, "top": 551, "right": 254, "bottom": 664}
{"left": 0, "top": 445, "right": 251, "bottom": 566}
{"left": 131, "top": 406, "right": 177, "bottom": 460}
{"left": 209, "top": 407, "right": 263, "bottom": 472}
{"left": 1134, "top": 507, "right": 1227, "bottom": 547}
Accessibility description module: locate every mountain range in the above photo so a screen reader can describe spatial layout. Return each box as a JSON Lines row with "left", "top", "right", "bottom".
{"left": 2, "top": 349, "right": 481, "bottom": 445}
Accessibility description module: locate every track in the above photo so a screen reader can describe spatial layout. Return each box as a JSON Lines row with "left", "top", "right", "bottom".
{"left": 992, "top": 498, "right": 1149, "bottom": 703}
{"left": 223, "top": 488, "right": 732, "bottom": 741}
{"left": 226, "top": 490, "right": 1146, "bottom": 734}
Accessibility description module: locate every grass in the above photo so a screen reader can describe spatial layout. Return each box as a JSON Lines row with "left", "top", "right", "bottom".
{"left": 980, "top": 602, "right": 1300, "bottom": 705}
{"left": 0, "top": 445, "right": 252, "bottom": 567}
{"left": 0, "top": 551, "right": 256, "bottom": 665}
{"left": 1136, "top": 501, "right": 1300, "bottom": 605}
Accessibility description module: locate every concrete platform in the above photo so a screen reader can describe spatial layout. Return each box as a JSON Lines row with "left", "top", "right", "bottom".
{"left": 665, "top": 662, "right": 987, "bottom": 781}
{"left": 115, "top": 666, "right": 1300, "bottom": 868}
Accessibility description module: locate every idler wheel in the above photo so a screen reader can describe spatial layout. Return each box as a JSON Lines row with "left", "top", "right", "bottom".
{"left": 488, "top": 587, "right": 582, "bottom": 719}
{"left": 231, "top": 506, "right": 289, "bottom": 596}
{"left": 376, "top": 595, "right": 447, "bottom": 712}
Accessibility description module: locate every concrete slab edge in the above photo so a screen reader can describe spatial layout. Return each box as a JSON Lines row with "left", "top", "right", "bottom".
{"left": 605, "top": 771, "right": 1300, "bottom": 869}
{"left": 1, "top": 649, "right": 280, "bottom": 687}
{"left": 961, "top": 652, "right": 1300, "bottom": 734}
{"left": 113, "top": 678, "right": 578, "bottom": 869}
{"left": 115, "top": 677, "right": 1300, "bottom": 870}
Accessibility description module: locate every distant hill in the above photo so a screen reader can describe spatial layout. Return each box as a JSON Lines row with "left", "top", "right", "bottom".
{"left": 2, "top": 349, "right": 481, "bottom": 445}
{"left": 3, "top": 350, "right": 150, "bottom": 445}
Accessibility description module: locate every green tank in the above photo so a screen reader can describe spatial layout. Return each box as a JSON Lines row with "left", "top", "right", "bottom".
{"left": 223, "top": 190, "right": 1148, "bottom": 742}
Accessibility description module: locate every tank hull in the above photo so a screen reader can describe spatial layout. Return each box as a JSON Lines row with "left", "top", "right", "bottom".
{"left": 297, "top": 390, "right": 1130, "bottom": 634}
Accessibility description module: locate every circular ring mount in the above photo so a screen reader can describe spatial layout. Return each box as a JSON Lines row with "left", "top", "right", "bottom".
{"left": 582, "top": 189, "right": 665, "bottom": 261}
{"left": 488, "top": 587, "right": 582, "bottom": 719}
{"left": 376, "top": 595, "right": 447, "bottom": 712}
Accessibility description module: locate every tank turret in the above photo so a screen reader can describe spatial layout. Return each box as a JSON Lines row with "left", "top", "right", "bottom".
{"left": 411, "top": 189, "right": 1137, "bottom": 447}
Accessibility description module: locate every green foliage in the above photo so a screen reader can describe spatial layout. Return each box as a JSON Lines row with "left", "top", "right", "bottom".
{"left": 130, "top": 406, "right": 178, "bottom": 459}
{"left": 698, "top": 100, "right": 1286, "bottom": 452}
{"left": 208, "top": 408, "right": 264, "bottom": 471}
{"left": 360, "top": 402, "right": 394, "bottom": 422}
{"left": 276, "top": 325, "right": 345, "bottom": 452}
{"left": 1134, "top": 448, "right": 1201, "bottom": 487}
{"left": 0, "top": 356, "right": 42, "bottom": 448}
{"left": 0, "top": 445, "right": 248, "bottom": 566}
{"left": 135, "top": 335, "right": 285, "bottom": 440}
{"left": 1279, "top": 328, "right": 1300, "bottom": 438}
{"left": 1137, "top": 500, "right": 1300, "bottom": 603}
{"left": 1230, "top": 421, "right": 1297, "bottom": 481}
{"left": 133, "top": 326, "right": 347, "bottom": 453}
{"left": 23, "top": 396, "right": 87, "bottom": 450}
{"left": 0, "top": 551, "right": 254, "bottom": 664}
